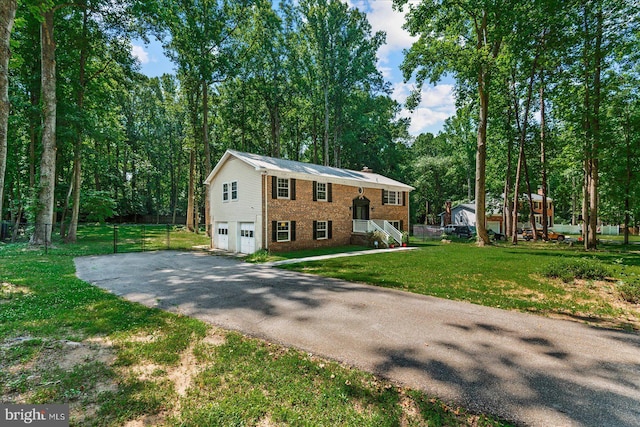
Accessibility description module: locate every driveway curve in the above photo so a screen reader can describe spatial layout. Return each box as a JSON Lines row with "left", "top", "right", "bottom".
{"left": 74, "top": 251, "right": 640, "bottom": 427}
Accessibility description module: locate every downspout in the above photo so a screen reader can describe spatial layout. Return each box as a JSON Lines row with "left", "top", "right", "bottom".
{"left": 262, "top": 170, "right": 268, "bottom": 252}
{"left": 407, "top": 191, "right": 410, "bottom": 235}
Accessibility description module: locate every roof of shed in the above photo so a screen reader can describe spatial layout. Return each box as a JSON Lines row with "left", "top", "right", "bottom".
{"left": 205, "top": 149, "right": 414, "bottom": 191}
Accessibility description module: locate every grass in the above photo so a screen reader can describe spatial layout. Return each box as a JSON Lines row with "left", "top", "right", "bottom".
{"left": 280, "top": 239, "right": 640, "bottom": 330}
{"left": 245, "top": 245, "right": 371, "bottom": 263}
{"left": 0, "top": 230, "right": 511, "bottom": 426}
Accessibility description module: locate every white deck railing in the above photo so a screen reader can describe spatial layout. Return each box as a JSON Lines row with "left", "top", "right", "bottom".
{"left": 352, "top": 220, "right": 403, "bottom": 245}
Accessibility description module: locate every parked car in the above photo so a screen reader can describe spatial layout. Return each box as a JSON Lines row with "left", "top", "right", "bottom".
{"left": 488, "top": 230, "right": 505, "bottom": 241}
{"left": 522, "top": 228, "right": 565, "bottom": 242}
{"left": 442, "top": 224, "right": 473, "bottom": 239}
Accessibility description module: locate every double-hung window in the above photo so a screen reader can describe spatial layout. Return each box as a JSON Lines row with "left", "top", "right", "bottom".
{"left": 316, "top": 182, "right": 327, "bottom": 201}
{"left": 383, "top": 190, "right": 402, "bottom": 205}
{"left": 277, "top": 178, "right": 290, "bottom": 199}
{"left": 231, "top": 181, "right": 238, "bottom": 201}
{"left": 277, "top": 221, "right": 290, "bottom": 242}
{"left": 222, "top": 183, "right": 229, "bottom": 202}
{"left": 222, "top": 181, "right": 238, "bottom": 202}
{"left": 315, "top": 221, "right": 327, "bottom": 239}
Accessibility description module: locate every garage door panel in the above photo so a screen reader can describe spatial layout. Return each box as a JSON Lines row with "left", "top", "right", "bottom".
{"left": 240, "top": 223, "right": 255, "bottom": 254}
{"left": 217, "top": 223, "right": 229, "bottom": 250}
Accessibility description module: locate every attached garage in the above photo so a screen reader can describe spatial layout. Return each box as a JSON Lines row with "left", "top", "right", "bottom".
{"left": 239, "top": 222, "right": 255, "bottom": 254}
{"left": 216, "top": 222, "right": 229, "bottom": 250}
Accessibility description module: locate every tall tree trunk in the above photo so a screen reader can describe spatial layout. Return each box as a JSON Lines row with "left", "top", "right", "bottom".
{"left": 66, "top": 7, "right": 89, "bottom": 243}
{"left": 0, "top": 0, "right": 16, "bottom": 222}
{"left": 623, "top": 108, "right": 631, "bottom": 245}
{"left": 503, "top": 105, "right": 514, "bottom": 237}
{"left": 31, "top": 10, "right": 57, "bottom": 246}
{"left": 587, "top": 5, "right": 603, "bottom": 250}
{"left": 323, "top": 85, "right": 330, "bottom": 166}
{"left": 540, "top": 72, "right": 548, "bottom": 239}
{"left": 186, "top": 147, "right": 195, "bottom": 232}
{"left": 511, "top": 133, "right": 524, "bottom": 244}
{"left": 475, "top": 65, "right": 489, "bottom": 246}
{"left": 522, "top": 146, "right": 538, "bottom": 240}
{"left": 202, "top": 81, "right": 211, "bottom": 236}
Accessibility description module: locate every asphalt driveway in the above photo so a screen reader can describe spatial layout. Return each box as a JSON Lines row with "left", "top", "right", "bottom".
{"left": 74, "top": 251, "right": 640, "bottom": 427}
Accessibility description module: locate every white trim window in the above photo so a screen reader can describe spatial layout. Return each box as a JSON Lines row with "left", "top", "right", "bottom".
{"left": 222, "top": 181, "right": 238, "bottom": 202}
{"left": 316, "top": 220, "right": 328, "bottom": 239}
{"left": 277, "top": 178, "right": 290, "bottom": 199}
{"left": 222, "top": 183, "right": 230, "bottom": 202}
{"left": 231, "top": 181, "right": 238, "bottom": 201}
{"left": 383, "top": 190, "right": 401, "bottom": 205}
{"left": 316, "top": 182, "right": 327, "bottom": 201}
{"left": 277, "top": 221, "right": 290, "bottom": 242}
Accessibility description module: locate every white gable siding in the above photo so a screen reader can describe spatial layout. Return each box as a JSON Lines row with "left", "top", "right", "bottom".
{"left": 209, "top": 157, "right": 263, "bottom": 252}
{"left": 453, "top": 207, "right": 476, "bottom": 227}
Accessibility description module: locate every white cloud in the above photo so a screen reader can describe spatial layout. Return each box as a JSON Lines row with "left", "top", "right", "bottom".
{"left": 392, "top": 83, "right": 457, "bottom": 135}
{"left": 131, "top": 44, "right": 150, "bottom": 65}
{"left": 349, "top": 0, "right": 417, "bottom": 64}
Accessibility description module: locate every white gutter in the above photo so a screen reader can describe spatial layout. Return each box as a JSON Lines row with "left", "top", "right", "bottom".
{"left": 261, "top": 170, "right": 268, "bottom": 252}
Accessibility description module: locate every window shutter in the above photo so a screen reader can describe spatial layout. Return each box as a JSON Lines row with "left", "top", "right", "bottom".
{"left": 382, "top": 189, "right": 386, "bottom": 205}
{"left": 291, "top": 221, "right": 296, "bottom": 241}
{"left": 291, "top": 179, "right": 296, "bottom": 200}
{"left": 271, "top": 221, "right": 277, "bottom": 242}
{"left": 328, "top": 221, "right": 333, "bottom": 239}
{"left": 328, "top": 183, "right": 333, "bottom": 202}
{"left": 400, "top": 220, "right": 404, "bottom": 231}
{"left": 402, "top": 191, "right": 406, "bottom": 206}
{"left": 313, "top": 220, "right": 317, "bottom": 240}
{"left": 313, "top": 181, "right": 317, "bottom": 201}
{"left": 271, "top": 176, "right": 277, "bottom": 199}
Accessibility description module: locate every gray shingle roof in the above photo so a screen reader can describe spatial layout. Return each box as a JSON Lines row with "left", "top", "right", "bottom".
{"left": 205, "top": 149, "right": 414, "bottom": 191}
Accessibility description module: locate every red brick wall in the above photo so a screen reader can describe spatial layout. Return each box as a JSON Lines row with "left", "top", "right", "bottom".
{"left": 265, "top": 175, "right": 409, "bottom": 252}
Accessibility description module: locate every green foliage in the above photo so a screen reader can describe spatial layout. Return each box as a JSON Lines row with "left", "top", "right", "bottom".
{"left": 0, "top": 229, "right": 510, "bottom": 425}
{"left": 244, "top": 249, "right": 270, "bottom": 263}
{"left": 618, "top": 281, "right": 640, "bottom": 304}
{"left": 369, "top": 230, "right": 388, "bottom": 248}
{"left": 81, "top": 190, "right": 117, "bottom": 224}
{"left": 283, "top": 242, "right": 639, "bottom": 329}
{"left": 542, "top": 258, "right": 610, "bottom": 283}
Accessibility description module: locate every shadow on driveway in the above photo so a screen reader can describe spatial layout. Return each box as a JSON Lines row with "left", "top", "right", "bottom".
{"left": 75, "top": 251, "right": 640, "bottom": 427}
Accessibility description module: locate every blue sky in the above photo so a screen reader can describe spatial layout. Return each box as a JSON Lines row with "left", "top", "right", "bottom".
{"left": 131, "top": 0, "right": 456, "bottom": 136}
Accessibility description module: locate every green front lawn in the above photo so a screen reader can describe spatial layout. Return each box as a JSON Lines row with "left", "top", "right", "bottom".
{"left": 280, "top": 240, "right": 640, "bottom": 330}
{"left": 0, "top": 235, "right": 511, "bottom": 426}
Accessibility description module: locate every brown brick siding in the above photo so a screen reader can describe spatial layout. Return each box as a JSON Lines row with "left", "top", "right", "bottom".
{"left": 265, "top": 175, "right": 409, "bottom": 252}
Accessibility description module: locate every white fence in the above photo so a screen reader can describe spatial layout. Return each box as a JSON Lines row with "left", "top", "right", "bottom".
{"left": 551, "top": 224, "right": 620, "bottom": 235}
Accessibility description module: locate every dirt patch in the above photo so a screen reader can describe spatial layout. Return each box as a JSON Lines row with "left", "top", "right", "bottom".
{"left": 0, "top": 282, "right": 32, "bottom": 302}
{"left": 541, "top": 277, "right": 640, "bottom": 330}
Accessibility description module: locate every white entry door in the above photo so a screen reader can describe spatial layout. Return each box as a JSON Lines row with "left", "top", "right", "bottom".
{"left": 217, "top": 223, "right": 229, "bottom": 250}
{"left": 239, "top": 223, "right": 255, "bottom": 254}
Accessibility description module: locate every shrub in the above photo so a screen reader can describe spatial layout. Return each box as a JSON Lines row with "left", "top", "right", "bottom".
{"left": 618, "top": 281, "right": 640, "bottom": 304}
{"left": 369, "top": 231, "right": 388, "bottom": 249}
{"left": 542, "top": 258, "right": 609, "bottom": 283}
{"left": 245, "top": 249, "right": 269, "bottom": 263}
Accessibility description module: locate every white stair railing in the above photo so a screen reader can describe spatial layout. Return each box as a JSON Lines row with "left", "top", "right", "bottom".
{"left": 353, "top": 220, "right": 403, "bottom": 245}
{"left": 383, "top": 221, "right": 403, "bottom": 244}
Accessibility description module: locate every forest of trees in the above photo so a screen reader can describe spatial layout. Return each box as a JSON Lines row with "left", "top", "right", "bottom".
{"left": 0, "top": 0, "right": 638, "bottom": 249}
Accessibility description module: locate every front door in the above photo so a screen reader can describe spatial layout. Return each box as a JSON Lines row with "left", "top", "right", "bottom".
{"left": 352, "top": 197, "right": 370, "bottom": 220}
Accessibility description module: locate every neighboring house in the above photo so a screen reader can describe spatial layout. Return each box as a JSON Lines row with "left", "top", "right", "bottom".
{"left": 204, "top": 150, "right": 414, "bottom": 254}
{"left": 438, "top": 190, "right": 554, "bottom": 233}
{"left": 524, "top": 192, "right": 555, "bottom": 228}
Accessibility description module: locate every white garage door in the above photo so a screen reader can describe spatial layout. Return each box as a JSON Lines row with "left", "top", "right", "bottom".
{"left": 239, "top": 223, "right": 255, "bottom": 254}
{"left": 217, "top": 223, "right": 229, "bottom": 250}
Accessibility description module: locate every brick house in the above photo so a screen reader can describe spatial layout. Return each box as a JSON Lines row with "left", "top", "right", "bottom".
{"left": 204, "top": 150, "right": 414, "bottom": 253}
